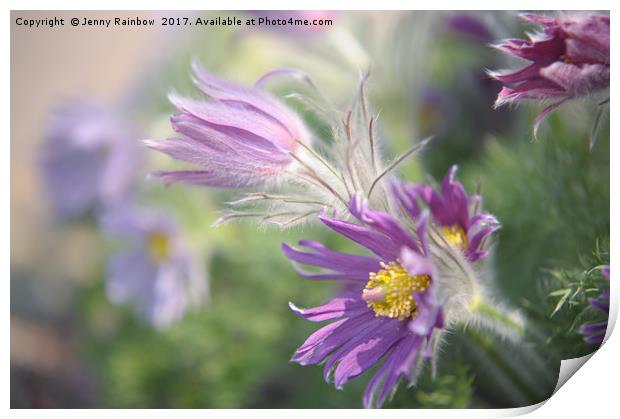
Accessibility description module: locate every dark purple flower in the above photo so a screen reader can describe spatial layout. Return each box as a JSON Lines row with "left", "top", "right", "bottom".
{"left": 283, "top": 194, "right": 444, "bottom": 408}
{"left": 579, "top": 266, "right": 610, "bottom": 345}
{"left": 40, "top": 102, "right": 142, "bottom": 220}
{"left": 145, "top": 61, "right": 310, "bottom": 188}
{"left": 391, "top": 165, "right": 500, "bottom": 263}
{"left": 101, "top": 206, "right": 206, "bottom": 329}
{"left": 446, "top": 13, "right": 494, "bottom": 43}
{"left": 490, "top": 13, "right": 610, "bottom": 137}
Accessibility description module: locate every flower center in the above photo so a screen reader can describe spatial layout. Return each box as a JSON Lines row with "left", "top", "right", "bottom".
{"left": 440, "top": 225, "right": 468, "bottom": 249}
{"left": 147, "top": 232, "right": 170, "bottom": 263}
{"left": 363, "top": 262, "right": 430, "bottom": 320}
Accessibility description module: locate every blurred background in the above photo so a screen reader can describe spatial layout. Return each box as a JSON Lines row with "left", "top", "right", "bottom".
{"left": 11, "top": 10, "right": 609, "bottom": 408}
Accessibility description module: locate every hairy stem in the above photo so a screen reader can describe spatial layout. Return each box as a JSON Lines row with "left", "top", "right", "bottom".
{"left": 473, "top": 300, "right": 525, "bottom": 335}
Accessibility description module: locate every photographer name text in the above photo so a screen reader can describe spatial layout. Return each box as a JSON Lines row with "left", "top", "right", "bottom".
{"left": 14, "top": 15, "right": 333, "bottom": 29}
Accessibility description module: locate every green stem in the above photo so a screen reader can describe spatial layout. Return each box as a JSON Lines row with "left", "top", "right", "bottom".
{"left": 473, "top": 301, "right": 526, "bottom": 335}
{"left": 465, "top": 329, "right": 541, "bottom": 404}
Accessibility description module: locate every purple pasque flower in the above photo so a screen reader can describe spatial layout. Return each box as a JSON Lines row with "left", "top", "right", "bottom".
{"left": 490, "top": 13, "right": 610, "bottom": 137}
{"left": 40, "top": 102, "right": 142, "bottom": 220}
{"left": 282, "top": 195, "right": 444, "bottom": 408}
{"left": 145, "top": 61, "right": 310, "bottom": 188}
{"left": 101, "top": 206, "right": 206, "bottom": 329}
{"left": 391, "top": 165, "right": 500, "bottom": 263}
{"left": 579, "top": 266, "right": 610, "bottom": 345}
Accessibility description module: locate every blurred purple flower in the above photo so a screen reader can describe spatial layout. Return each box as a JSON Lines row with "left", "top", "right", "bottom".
{"left": 282, "top": 194, "right": 443, "bottom": 408}
{"left": 101, "top": 206, "right": 206, "bottom": 329}
{"left": 416, "top": 86, "right": 455, "bottom": 137}
{"left": 446, "top": 13, "right": 493, "bottom": 42}
{"left": 391, "top": 165, "right": 500, "bottom": 263}
{"left": 40, "top": 102, "right": 142, "bottom": 220}
{"left": 579, "top": 266, "right": 610, "bottom": 345}
{"left": 490, "top": 13, "right": 610, "bottom": 138}
{"left": 145, "top": 61, "right": 310, "bottom": 188}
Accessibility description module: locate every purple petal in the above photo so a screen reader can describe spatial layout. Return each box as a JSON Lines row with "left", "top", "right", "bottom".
{"left": 415, "top": 165, "right": 470, "bottom": 229}
{"left": 520, "top": 13, "right": 558, "bottom": 26}
{"left": 191, "top": 60, "right": 306, "bottom": 144}
{"left": 408, "top": 287, "right": 444, "bottom": 336}
{"left": 532, "top": 99, "right": 568, "bottom": 141}
{"left": 170, "top": 94, "right": 295, "bottom": 151}
{"left": 494, "top": 83, "right": 566, "bottom": 107}
{"left": 170, "top": 113, "right": 287, "bottom": 156}
{"left": 152, "top": 169, "right": 263, "bottom": 188}
{"left": 282, "top": 241, "right": 380, "bottom": 282}
{"left": 489, "top": 63, "right": 546, "bottom": 84}
{"left": 439, "top": 165, "right": 470, "bottom": 228}
{"left": 565, "top": 38, "right": 610, "bottom": 65}
{"left": 319, "top": 216, "right": 402, "bottom": 261}
{"left": 540, "top": 62, "right": 609, "bottom": 97}
{"left": 415, "top": 211, "right": 431, "bottom": 255}
{"left": 589, "top": 297, "right": 610, "bottom": 314}
{"left": 329, "top": 321, "right": 405, "bottom": 388}
{"left": 400, "top": 247, "right": 433, "bottom": 279}
{"left": 289, "top": 293, "right": 368, "bottom": 323}
{"left": 146, "top": 260, "right": 191, "bottom": 328}
{"left": 560, "top": 15, "right": 609, "bottom": 64}
{"left": 144, "top": 136, "right": 284, "bottom": 171}
{"left": 579, "top": 321, "right": 608, "bottom": 335}
{"left": 349, "top": 195, "right": 421, "bottom": 254}
{"left": 584, "top": 333, "right": 605, "bottom": 345}
{"left": 293, "top": 312, "right": 379, "bottom": 365}
{"left": 467, "top": 225, "right": 499, "bottom": 259}
{"left": 291, "top": 319, "right": 347, "bottom": 360}
{"left": 494, "top": 34, "right": 564, "bottom": 63}
{"left": 106, "top": 247, "right": 156, "bottom": 305}
{"left": 363, "top": 334, "right": 424, "bottom": 408}
{"left": 388, "top": 179, "right": 424, "bottom": 221}
{"left": 40, "top": 102, "right": 142, "bottom": 219}
{"left": 41, "top": 143, "right": 105, "bottom": 219}
{"left": 601, "top": 266, "right": 610, "bottom": 279}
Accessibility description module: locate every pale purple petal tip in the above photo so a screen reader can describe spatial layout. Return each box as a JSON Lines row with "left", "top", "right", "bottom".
{"left": 147, "top": 63, "right": 310, "bottom": 190}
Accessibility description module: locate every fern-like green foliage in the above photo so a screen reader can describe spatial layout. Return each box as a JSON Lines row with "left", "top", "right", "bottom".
{"left": 536, "top": 242, "right": 609, "bottom": 359}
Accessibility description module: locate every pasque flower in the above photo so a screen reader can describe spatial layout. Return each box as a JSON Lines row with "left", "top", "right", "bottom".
{"left": 148, "top": 64, "right": 417, "bottom": 228}
{"left": 392, "top": 165, "right": 500, "bottom": 263}
{"left": 283, "top": 167, "right": 505, "bottom": 408}
{"left": 145, "top": 60, "right": 310, "bottom": 188}
{"left": 579, "top": 266, "right": 610, "bottom": 345}
{"left": 101, "top": 206, "right": 207, "bottom": 329}
{"left": 283, "top": 196, "right": 443, "bottom": 408}
{"left": 40, "top": 102, "right": 142, "bottom": 220}
{"left": 490, "top": 13, "right": 610, "bottom": 137}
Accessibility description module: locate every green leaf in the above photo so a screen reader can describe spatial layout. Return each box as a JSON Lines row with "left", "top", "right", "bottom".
{"left": 550, "top": 289, "right": 572, "bottom": 318}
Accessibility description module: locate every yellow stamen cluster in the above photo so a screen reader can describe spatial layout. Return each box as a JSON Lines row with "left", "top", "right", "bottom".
{"left": 440, "top": 225, "right": 468, "bottom": 249}
{"left": 364, "top": 262, "right": 430, "bottom": 320}
{"left": 147, "top": 232, "right": 170, "bottom": 262}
